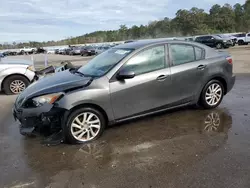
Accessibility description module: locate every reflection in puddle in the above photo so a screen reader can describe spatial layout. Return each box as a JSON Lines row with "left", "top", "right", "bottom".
{"left": 18, "top": 108, "right": 232, "bottom": 188}
{"left": 204, "top": 112, "right": 221, "bottom": 133}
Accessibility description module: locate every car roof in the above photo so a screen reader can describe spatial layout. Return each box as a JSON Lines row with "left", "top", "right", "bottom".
{"left": 115, "top": 39, "right": 207, "bottom": 50}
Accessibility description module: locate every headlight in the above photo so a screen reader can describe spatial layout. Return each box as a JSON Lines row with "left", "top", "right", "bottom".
{"left": 223, "top": 40, "right": 227, "bottom": 42}
{"left": 27, "top": 65, "right": 35, "bottom": 71}
{"left": 32, "top": 92, "right": 63, "bottom": 107}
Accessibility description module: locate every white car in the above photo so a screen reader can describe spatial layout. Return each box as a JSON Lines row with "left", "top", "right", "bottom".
{"left": 19, "top": 47, "right": 36, "bottom": 54}
{"left": 47, "top": 49, "right": 55, "bottom": 54}
{"left": 234, "top": 33, "right": 250, "bottom": 45}
{"left": 0, "top": 59, "right": 35, "bottom": 95}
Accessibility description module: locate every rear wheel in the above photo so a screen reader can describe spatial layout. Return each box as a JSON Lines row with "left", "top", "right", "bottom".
{"left": 64, "top": 107, "right": 106, "bottom": 144}
{"left": 199, "top": 80, "right": 224, "bottom": 109}
{"left": 3, "top": 75, "right": 30, "bottom": 95}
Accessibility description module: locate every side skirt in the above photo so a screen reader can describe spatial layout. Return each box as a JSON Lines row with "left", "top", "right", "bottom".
{"left": 112, "top": 102, "right": 192, "bottom": 124}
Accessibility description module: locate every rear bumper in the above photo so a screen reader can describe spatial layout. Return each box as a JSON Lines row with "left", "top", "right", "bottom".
{"left": 227, "top": 75, "right": 236, "bottom": 94}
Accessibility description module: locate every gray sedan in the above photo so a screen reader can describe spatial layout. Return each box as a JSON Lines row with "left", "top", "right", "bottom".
{"left": 13, "top": 39, "right": 235, "bottom": 144}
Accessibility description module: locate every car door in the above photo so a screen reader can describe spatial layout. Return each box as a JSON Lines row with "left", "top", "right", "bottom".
{"left": 168, "top": 43, "right": 207, "bottom": 105}
{"left": 199, "top": 36, "right": 210, "bottom": 46}
{"left": 204, "top": 36, "right": 214, "bottom": 47}
{"left": 109, "top": 45, "right": 172, "bottom": 120}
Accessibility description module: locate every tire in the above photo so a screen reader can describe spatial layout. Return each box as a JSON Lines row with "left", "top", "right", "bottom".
{"left": 64, "top": 107, "right": 106, "bottom": 144}
{"left": 216, "top": 43, "right": 223, "bottom": 49}
{"left": 238, "top": 40, "right": 244, "bottom": 46}
{"left": 199, "top": 80, "right": 224, "bottom": 109}
{"left": 3, "top": 75, "right": 30, "bottom": 95}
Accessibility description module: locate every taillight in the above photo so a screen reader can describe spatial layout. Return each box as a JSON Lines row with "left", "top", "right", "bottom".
{"left": 226, "top": 57, "right": 233, "bottom": 64}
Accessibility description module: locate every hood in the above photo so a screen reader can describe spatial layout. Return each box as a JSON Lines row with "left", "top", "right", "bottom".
{"left": 0, "top": 58, "right": 33, "bottom": 65}
{"left": 18, "top": 69, "right": 92, "bottom": 100}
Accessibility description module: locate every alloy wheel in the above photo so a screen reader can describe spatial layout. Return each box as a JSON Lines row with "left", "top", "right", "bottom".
{"left": 70, "top": 112, "right": 101, "bottom": 142}
{"left": 205, "top": 83, "right": 222, "bottom": 106}
{"left": 10, "top": 80, "right": 26, "bottom": 94}
{"left": 216, "top": 43, "right": 222, "bottom": 49}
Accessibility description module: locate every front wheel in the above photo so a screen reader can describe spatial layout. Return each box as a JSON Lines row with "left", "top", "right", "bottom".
{"left": 3, "top": 75, "right": 30, "bottom": 95}
{"left": 64, "top": 107, "right": 106, "bottom": 144}
{"left": 216, "top": 43, "right": 223, "bottom": 49}
{"left": 199, "top": 80, "right": 224, "bottom": 109}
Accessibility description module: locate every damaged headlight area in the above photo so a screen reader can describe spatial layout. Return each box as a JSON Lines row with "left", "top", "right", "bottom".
{"left": 32, "top": 92, "right": 64, "bottom": 107}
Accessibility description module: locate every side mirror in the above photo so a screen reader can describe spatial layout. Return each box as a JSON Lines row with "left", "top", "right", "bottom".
{"left": 117, "top": 70, "right": 135, "bottom": 80}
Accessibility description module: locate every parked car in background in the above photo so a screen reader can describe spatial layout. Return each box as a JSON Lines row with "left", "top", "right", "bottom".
{"left": 95, "top": 46, "right": 110, "bottom": 54}
{"left": 69, "top": 47, "right": 81, "bottom": 55}
{"left": 233, "top": 32, "right": 250, "bottom": 45}
{"left": 55, "top": 49, "right": 60, "bottom": 54}
{"left": 80, "top": 46, "right": 96, "bottom": 56}
{"left": 185, "top": 37, "right": 195, "bottom": 41}
{"left": 19, "top": 47, "right": 36, "bottom": 55}
{"left": 195, "top": 35, "right": 232, "bottom": 49}
{"left": 58, "top": 48, "right": 66, "bottom": 54}
{"left": 47, "top": 49, "right": 55, "bottom": 54}
{"left": 0, "top": 59, "right": 35, "bottom": 95}
{"left": 13, "top": 39, "right": 235, "bottom": 144}
{"left": 3, "top": 50, "right": 18, "bottom": 56}
{"left": 0, "top": 53, "right": 5, "bottom": 58}
{"left": 63, "top": 48, "right": 72, "bottom": 55}
{"left": 36, "top": 47, "right": 47, "bottom": 54}
{"left": 216, "top": 34, "right": 236, "bottom": 46}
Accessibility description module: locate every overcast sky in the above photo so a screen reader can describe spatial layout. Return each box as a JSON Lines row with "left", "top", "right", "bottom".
{"left": 0, "top": 0, "right": 245, "bottom": 43}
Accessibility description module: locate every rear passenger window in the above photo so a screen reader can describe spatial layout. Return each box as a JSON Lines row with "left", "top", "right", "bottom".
{"left": 170, "top": 44, "right": 195, "bottom": 65}
{"left": 195, "top": 47, "right": 203, "bottom": 60}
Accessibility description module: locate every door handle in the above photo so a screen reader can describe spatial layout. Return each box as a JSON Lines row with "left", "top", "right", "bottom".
{"left": 156, "top": 75, "right": 168, "bottom": 81}
{"left": 197, "top": 65, "right": 206, "bottom": 70}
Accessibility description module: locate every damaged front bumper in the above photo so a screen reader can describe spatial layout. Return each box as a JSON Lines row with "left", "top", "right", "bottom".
{"left": 13, "top": 103, "right": 66, "bottom": 136}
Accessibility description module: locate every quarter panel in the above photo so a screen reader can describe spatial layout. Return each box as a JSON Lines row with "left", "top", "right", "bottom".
{"left": 194, "top": 56, "right": 231, "bottom": 101}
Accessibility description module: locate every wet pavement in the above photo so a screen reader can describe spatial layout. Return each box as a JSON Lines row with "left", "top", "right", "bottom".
{"left": 0, "top": 74, "right": 250, "bottom": 188}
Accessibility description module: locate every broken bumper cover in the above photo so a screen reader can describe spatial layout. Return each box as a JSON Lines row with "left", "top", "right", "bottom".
{"left": 13, "top": 103, "right": 66, "bottom": 136}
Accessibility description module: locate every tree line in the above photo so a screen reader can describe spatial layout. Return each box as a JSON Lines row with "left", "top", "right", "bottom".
{"left": 1, "top": 1, "right": 250, "bottom": 50}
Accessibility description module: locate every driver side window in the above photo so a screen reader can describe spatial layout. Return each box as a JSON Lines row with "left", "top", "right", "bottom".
{"left": 121, "top": 45, "right": 166, "bottom": 75}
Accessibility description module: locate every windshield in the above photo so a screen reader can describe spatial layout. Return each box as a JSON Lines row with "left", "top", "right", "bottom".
{"left": 213, "top": 35, "right": 222, "bottom": 39}
{"left": 216, "top": 35, "right": 223, "bottom": 38}
{"left": 78, "top": 48, "right": 134, "bottom": 77}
